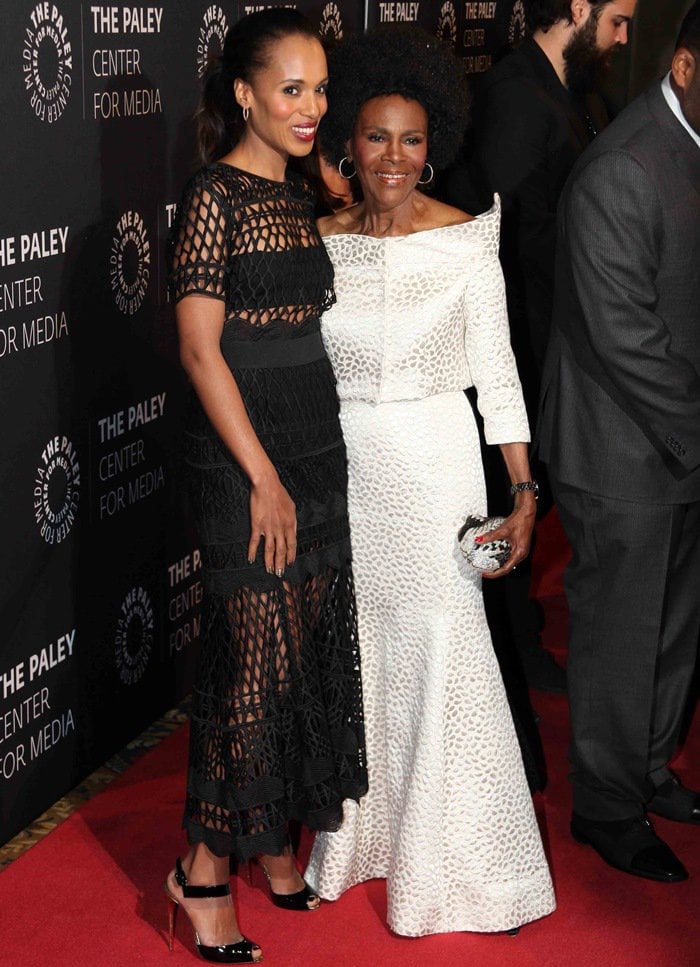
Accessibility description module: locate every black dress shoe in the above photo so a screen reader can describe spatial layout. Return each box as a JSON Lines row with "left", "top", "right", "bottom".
{"left": 647, "top": 774, "right": 700, "bottom": 825}
{"left": 571, "top": 814, "right": 688, "bottom": 883}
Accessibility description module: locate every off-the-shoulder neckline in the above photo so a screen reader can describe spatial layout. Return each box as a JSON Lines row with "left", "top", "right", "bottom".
{"left": 322, "top": 197, "right": 500, "bottom": 242}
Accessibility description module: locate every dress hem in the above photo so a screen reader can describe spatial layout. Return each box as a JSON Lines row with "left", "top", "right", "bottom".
{"left": 183, "top": 781, "right": 369, "bottom": 862}
{"left": 305, "top": 868, "right": 555, "bottom": 936}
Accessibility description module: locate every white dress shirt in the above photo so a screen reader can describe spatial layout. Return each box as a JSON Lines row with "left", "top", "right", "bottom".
{"left": 662, "top": 71, "right": 700, "bottom": 149}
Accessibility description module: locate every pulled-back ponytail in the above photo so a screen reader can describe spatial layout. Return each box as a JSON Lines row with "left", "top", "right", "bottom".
{"left": 195, "top": 56, "right": 238, "bottom": 167}
{"left": 194, "top": 8, "right": 320, "bottom": 167}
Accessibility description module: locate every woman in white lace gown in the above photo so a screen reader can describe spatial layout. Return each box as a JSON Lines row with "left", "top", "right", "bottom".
{"left": 305, "top": 28, "right": 555, "bottom": 937}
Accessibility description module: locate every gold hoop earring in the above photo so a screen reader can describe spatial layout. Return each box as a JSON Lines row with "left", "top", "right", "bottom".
{"left": 338, "top": 156, "right": 356, "bottom": 180}
{"left": 417, "top": 162, "right": 434, "bottom": 186}
{"left": 242, "top": 106, "right": 250, "bottom": 122}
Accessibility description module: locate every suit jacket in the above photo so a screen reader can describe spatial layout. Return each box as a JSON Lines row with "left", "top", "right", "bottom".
{"left": 538, "top": 82, "right": 700, "bottom": 503}
{"left": 442, "top": 38, "right": 607, "bottom": 390}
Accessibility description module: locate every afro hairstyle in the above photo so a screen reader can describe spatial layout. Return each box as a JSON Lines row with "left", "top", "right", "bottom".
{"left": 320, "top": 25, "right": 470, "bottom": 172}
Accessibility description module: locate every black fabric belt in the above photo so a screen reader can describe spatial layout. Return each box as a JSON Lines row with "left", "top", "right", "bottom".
{"left": 222, "top": 329, "right": 326, "bottom": 369}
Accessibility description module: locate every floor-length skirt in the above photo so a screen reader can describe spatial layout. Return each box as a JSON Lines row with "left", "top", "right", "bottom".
{"left": 306, "top": 390, "right": 555, "bottom": 935}
{"left": 183, "top": 333, "right": 367, "bottom": 860}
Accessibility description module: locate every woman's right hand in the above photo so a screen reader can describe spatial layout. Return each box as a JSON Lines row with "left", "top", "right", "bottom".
{"left": 248, "top": 470, "right": 297, "bottom": 576}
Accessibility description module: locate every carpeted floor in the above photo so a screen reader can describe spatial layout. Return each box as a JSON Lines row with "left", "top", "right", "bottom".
{"left": 1, "top": 513, "right": 699, "bottom": 967}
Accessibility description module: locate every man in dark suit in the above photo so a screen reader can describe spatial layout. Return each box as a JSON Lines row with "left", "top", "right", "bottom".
{"left": 539, "top": 3, "right": 700, "bottom": 882}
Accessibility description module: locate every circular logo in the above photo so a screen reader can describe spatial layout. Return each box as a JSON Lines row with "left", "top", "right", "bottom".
{"left": 436, "top": 1, "right": 458, "bottom": 47}
{"left": 509, "top": 0, "right": 527, "bottom": 45}
{"left": 33, "top": 435, "right": 80, "bottom": 545}
{"left": 197, "top": 4, "right": 228, "bottom": 78}
{"left": 115, "top": 586, "right": 154, "bottom": 685}
{"left": 109, "top": 211, "right": 151, "bottom": 316}
{"left": 319, "top": 2, "right": 343, "bottom": 43}
{"left": 22, "top": 2, "right": 73, "bottom": 123}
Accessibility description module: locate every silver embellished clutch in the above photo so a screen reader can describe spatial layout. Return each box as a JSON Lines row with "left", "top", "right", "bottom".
{"left": 458, "top": 515, "right": 511, "bottom": 572}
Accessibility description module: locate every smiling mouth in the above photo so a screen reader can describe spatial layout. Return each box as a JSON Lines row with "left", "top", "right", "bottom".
{"left": 292, "top": 124, "right": 317, "bottom": 141}
{"left": 375, "top": 171, "right": 409, "bottom": 185}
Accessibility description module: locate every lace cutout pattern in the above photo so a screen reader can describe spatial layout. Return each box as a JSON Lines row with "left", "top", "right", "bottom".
{"left": 169, "top": 164, "right": 366, "bottom": 860}
{"left": 169, "top": 164, "right": 335, "bottom": 334}
{"left": 186, "top": 565, "right": 366, "bottom": 860}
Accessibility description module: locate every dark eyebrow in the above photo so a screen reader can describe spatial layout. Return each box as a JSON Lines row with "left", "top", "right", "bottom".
{"left": 280, "top": 77, "right": 329, "bottom": 85}
{"left": 360, "top": 126, "right": 425, "bottom": 135}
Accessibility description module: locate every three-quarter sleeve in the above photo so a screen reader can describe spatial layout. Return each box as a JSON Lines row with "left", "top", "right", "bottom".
{"left": 463, "top": 199, "right": 530, "bottom": 445}
{"left": 169, "top": 169, "right": 231, "bottom": 303}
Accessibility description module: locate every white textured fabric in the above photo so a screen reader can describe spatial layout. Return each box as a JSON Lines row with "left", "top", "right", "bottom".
{"left": 318, "top": 200, "right": 530, "bottom": 444}
{"left": 305, "top": 201, "right": 556, "bottom": 936}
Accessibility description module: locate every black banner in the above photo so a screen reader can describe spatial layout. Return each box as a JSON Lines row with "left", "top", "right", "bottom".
{"left": 0, "top": 0, "right": 644, "bottom": 845}
{"left": 365, "top": 0, "right": 528, "bottom": 73}
{"left": 0, "top": 0, "right": 376, "bottom": 850}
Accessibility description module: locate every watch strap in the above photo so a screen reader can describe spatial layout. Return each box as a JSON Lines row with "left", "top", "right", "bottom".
{"left": 510, "top": 480, "right": 539, "bottom": 498}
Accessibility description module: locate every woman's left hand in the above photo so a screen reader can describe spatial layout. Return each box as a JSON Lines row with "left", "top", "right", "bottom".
{"left": 480, "top": 498, "right": 536, "bottom": 580}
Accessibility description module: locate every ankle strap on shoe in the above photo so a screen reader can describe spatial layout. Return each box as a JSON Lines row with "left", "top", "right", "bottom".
{"left": 174, "top": 857, "right": 231, "bottom": 898}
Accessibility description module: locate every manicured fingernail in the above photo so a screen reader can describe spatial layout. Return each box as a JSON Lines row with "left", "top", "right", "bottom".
{"left": 248, "top": 558, "right": 254, "bottom": 565}
{"left": 474, "top": 536, "right": 484, "bottom": 543}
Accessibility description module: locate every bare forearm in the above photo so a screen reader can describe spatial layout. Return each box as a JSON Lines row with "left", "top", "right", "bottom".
{"left": 173, "top": 275, "right": 296, "bottom": 573}
{"left": 497, "top": 442, "right": 537, "bottom": 515}
{"left": 184, "top": 349, "right": 276, "bottom": 485}
{"left": 479, "top": 441, "right": 536, "bottom": 579}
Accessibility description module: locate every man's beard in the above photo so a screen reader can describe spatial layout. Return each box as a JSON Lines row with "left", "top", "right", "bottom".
{"left": 563, "top": 14, "right": 615, "bottom": 96}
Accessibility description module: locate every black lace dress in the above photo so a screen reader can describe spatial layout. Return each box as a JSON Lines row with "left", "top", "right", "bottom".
{"left": 169, "top": 162, "right": 367, "bottom": 860}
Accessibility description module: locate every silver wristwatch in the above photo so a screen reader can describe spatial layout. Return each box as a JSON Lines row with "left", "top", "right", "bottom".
{"left": 510, "top": 480, "right": 539, "bottom": 499}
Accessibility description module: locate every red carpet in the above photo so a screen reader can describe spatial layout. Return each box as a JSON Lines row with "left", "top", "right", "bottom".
{"left": 2, "top": 520, "right": 699, "bottom": 966}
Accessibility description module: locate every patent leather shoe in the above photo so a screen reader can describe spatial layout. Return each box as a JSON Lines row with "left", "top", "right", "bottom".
{"left": 571, "top": 814, "right": 688, "bottom": 883}
{"left": 647, "top": 774, "right": 700, "bottom": 825}
{"left": 165, "top": 857, "right": 262, "bottom": 963}
{"left": 255, "top": 858, "right": 320, "bottom": 911}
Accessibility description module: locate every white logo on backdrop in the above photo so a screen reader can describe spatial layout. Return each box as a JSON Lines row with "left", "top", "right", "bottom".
{"left": 319, "top": 2, "right": 343, "bottom": 42}
{"left": 509, "top": 0, "right": 527, "bottom": 45}
{"left": 22, "top": 2, "right": 73, "bottom": 123}
{"left": 198, "top": 4, "right": 229, "bottom": 78}
{"left": 109, "top": 211, "right": 151, "bottom": 315}
{"left": 115, "top": 586, "right": 154, "bottom": 685}
{"left": 34, "top": 435, "right": 80, "bottom": 544}
{"left": 436, "top": 1, "right": 458, "bottom": 47}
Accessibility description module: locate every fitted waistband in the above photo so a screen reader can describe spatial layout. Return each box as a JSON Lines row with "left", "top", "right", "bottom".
{"left": 222, "top": 329, "right": 326, "bottom": 369}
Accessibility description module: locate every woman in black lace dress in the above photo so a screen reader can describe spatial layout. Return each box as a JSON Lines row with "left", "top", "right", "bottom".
{"left": 165, "top": 11, "right": 366, "bottom": 963}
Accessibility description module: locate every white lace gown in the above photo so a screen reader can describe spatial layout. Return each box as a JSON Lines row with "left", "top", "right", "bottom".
{"left": 305, "top": 200, "right": 556, "bottom": 936}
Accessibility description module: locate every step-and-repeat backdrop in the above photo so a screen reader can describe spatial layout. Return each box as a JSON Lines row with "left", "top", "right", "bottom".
{"left": 0, "top": 0, "right": 658, "bottom": 844}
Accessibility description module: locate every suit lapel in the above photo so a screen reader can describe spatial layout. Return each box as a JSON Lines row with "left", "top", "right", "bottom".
{"left": 647, "top": 85, "right": 700, "bottom": 198}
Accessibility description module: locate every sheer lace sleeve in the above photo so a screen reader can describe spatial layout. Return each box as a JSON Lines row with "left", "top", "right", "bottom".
{"left": 169, "top": 168, "right": 231, "bottom": 303}
{"left": 463, "top": 199, "right": 530, "bottom": 445}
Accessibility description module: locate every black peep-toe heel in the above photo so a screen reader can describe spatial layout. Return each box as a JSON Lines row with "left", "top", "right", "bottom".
{"left": 254, "top": 858, "right": 320, "bottom": 911}
{"left": 165, "top": 857, "right": 262, "bottom": 963}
